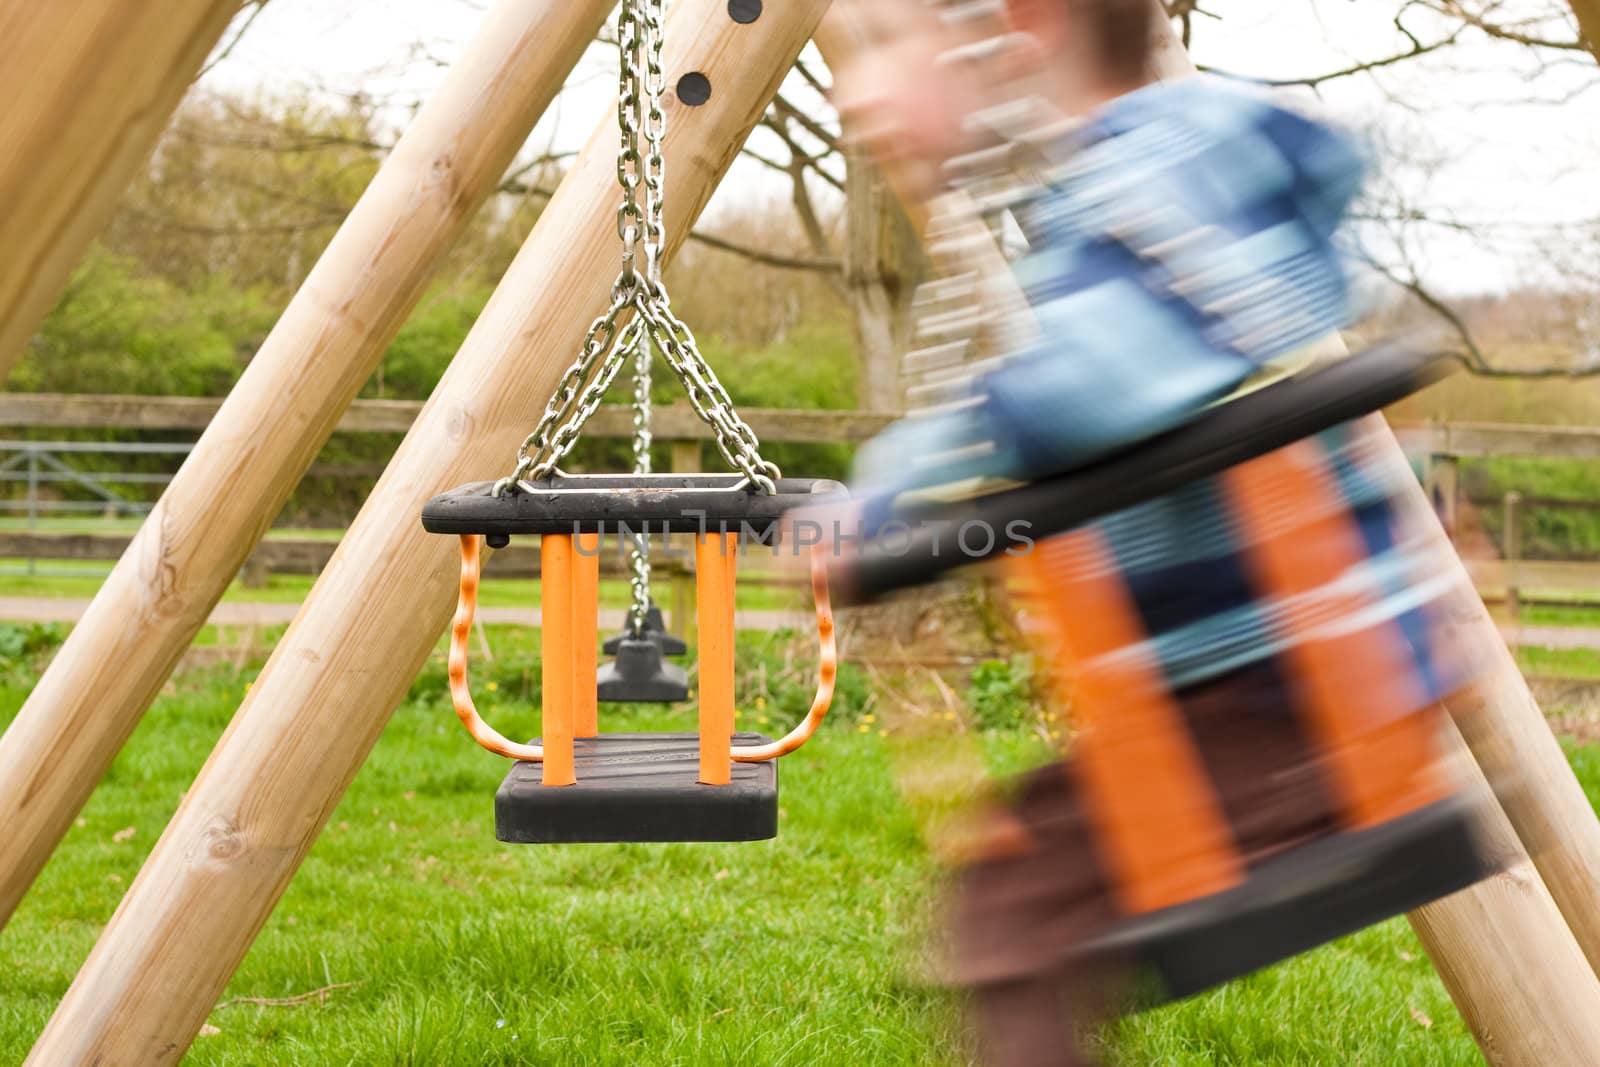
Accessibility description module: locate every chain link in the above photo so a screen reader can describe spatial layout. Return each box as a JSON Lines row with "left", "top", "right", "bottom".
{"left": 500, "top": 0, "right": 780, "bottom": 505}
{"left": 626, "top": 334, "right": 654, "bottom": 633}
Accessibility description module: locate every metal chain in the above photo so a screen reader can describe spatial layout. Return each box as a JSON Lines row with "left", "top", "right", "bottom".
{"left": 498, "top": 0, "right": 781, "bottom": 501}
{"left": 626, "top": 335, "right": 654, "bottom": 633}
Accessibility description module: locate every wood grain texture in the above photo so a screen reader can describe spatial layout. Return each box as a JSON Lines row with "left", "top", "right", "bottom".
{"left": 1408, "top": 726, "right": 1600, "bottom": 1067}
{"left": 0, "top": 0, "right": 240, "bottom": 378}
{"left": 24, "top": 1, "right": 833, "bottom": 1063}
{"left": 0, "top": 0, "right": 611, "bottom": 938}
{"left": 1372, "top": 420, "right": 1600, "bottom": 979}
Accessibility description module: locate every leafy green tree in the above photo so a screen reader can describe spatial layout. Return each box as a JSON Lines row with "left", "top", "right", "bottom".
{"left": 9, "top": 247, "right": 268, "bottom": 396}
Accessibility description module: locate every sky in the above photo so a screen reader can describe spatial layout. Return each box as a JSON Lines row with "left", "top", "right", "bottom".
{"left": 196, "top": 0, "right": 1599, "bottom": 296}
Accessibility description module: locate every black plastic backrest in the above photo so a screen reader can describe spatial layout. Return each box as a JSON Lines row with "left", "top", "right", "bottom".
{"left": 831, "top": 341, "right": 1457, "bottom": 605}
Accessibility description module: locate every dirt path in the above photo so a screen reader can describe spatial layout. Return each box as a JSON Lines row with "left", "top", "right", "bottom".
{"left": 2, "top": 595, "right": 1597, "bottom": 650}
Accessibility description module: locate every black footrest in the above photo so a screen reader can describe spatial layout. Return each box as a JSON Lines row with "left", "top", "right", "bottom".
{"left": 1085, "top": 796, "right": 1495, "bottom": 1007}
{"left": 495, "top": 732, "right": 778, "bottom": 843}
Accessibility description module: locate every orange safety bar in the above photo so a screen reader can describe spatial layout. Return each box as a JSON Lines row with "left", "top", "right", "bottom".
{"left": 447, "top": 534, "right": 546, "bottom": 764}
{"left": 539, "top": 534, "right": 577, "bottom": 785}
{"left": 573, "top": 532, "right": 601, "bottom": 738}
{"left": 1223, "top": 442, "right": 1450, "bottom": 828}
{"left": 1012, "top": 530, "right": 1245, "bottom": 915}
{"left": 696, "top": 532, "right": 738, "bottom": 785}
{"left": 731, "top": 545, "right": 837, "bottom": 761}
{"left": 447, "top": 533, "right": 837, "bottom": 778}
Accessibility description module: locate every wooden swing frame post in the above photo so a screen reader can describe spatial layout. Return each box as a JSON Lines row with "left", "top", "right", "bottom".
{"left": 0, "top": 0, "right": 241, "bottom": 379}
{"left": 0, "top": 0, "right": 615, "bottom": 931}
{"left": 24, "top": 2, "right": 834, "bottom": 1063}
{"left": 816, "top": 2, "right": 1600, "bottom": 1063}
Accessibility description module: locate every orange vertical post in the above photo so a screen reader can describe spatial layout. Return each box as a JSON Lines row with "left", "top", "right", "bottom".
{"left": 540, "top": 534, "right": 577, "bottom": 786}
{"left": 695, "top": 530, "right": 738, "bottom": 785}
{"left": 573, "top": 531, "right": 601, "bottom": 737}
{"left": 1224, "top": 443, "right": 1450, "bottom": 828}
{"left": 1012, "top": 532, "right": 1244, "bottom": 914}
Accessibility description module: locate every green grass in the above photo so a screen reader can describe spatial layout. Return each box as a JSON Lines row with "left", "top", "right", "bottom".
{"left": 1518, "top": 644, "right": 1600, "bottom": 679}
{"left": 0, "top": 565, "right": 800, "bottom": 613}
{"left": 1520, "top": 603, "right": 1600, "bottom": 628}
{"left": 2, "top": 637, "right": 1590, "bottom": 1064}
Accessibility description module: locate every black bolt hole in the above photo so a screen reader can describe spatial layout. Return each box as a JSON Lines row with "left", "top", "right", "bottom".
{"left": 677, "top": 71, "right": 712, "bottom": 107}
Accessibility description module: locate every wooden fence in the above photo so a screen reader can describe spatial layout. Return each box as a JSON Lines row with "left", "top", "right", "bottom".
{"left": 6, "top": 402, "right": 1600, "bottom": 602}
{"left": 0, "top": 392, "right": 896, "bottom": 443}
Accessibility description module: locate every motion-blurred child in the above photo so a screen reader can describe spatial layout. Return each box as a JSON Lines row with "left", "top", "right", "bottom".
{"left": 831, "top": 2, "right": 1479, "bottom": 1064}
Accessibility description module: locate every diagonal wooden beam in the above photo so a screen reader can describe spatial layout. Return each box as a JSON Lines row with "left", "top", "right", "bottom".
{"left": 23, "top": 1, "right": 835, "bottom": 1063}
{"left": 0, "top": 0, "right": 241, "bottom": 381}
{"left": 0, "top": 0, "right": 613, "bottom": 933}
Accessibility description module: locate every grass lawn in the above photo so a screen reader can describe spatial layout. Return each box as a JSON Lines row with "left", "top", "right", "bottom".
{"left": 0, "top": 632, "right": 1586, "bottom": 1065}
{"left": 0, "top": 554, "right": 802, "bottom": 613}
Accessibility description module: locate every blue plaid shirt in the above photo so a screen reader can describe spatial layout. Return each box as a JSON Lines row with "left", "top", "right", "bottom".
{"left": 856, "top": 80, "right": 1466, "bottom": 697}
{"left": 988, "top": 78, "right": 1364, "bottom": 471}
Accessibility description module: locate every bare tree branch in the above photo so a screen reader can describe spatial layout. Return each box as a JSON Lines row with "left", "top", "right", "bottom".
{"left": 759, "top": 111, "right": 845, "bottom": 192}
{"left": 770, "top": 93, "right": 841, "bottom": 155}
{"left": 792, "top": 57, "right": 831, "bottom": 98}
{"left": 1421, "top": 1, "right": 1588, "bottom": 51}
{"left": 1200, "top": 18, "right": 1465, "bottom": 89}
{"left": 681, "top": 229, "right": 840, "bottom": 273}
{"left": 195, "top": 1, "right": 269, "bottom": 82}
{"left": 740, "top": 142, "right": 810, "bottom": 183}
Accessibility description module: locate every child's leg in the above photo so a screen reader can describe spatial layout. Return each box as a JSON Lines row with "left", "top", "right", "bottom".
{"left": 946, "top": 761, "right": 1127, "bottom": 1065}
{"left": 969, "top": 973, "right": 1086, "bottom": 1067}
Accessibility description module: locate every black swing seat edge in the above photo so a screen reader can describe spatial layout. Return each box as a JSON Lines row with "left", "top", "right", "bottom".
{"left": 494, "top": 732, "right": 778, "bottom": 843}
{"left": 421, "top": 474, "right": 845, "bottom": 536}
{"left": 834, "top": 340, "right": 1459, "bottom": 606}
{"left": 1084, "top": 794, "right": 1496, "bottom": 1008}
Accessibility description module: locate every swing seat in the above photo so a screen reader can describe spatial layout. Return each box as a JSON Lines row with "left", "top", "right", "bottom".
{"left": 495, "top": 732, "right": 778, "bottom": 843}
{"left": 1081, "top": 796, "right": 1492, "bottom": 1006}
{"left": 831, "top": 340, "right": 1458, "bottom": 605}
{"left": 599, "top": 602, "right": 690, "bottom": 703}
{"left": 832, "top": 340, "right": 1492, "bottom": 999}
{"left": 424, "top": 473, "right": 840, "bottom": 845}
{"left": 603, "top": 602, "right": 687, "bottom": 656}
{"left": 596, "top": 637, "right": 689, "bottom": 702}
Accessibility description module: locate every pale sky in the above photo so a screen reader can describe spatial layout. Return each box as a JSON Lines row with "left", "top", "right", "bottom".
{"left": 196, "top": 1, "right": 1599, "bottom": 296}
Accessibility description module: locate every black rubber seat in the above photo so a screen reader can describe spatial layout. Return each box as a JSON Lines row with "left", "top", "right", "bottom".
{"left": 1088, "top": 797, "right": 1493, "bottom": 1006}
{"left": 596, "top": 639, "right": 690, "bottom": 703}
{"left": 495, "top": 733, "right": 778, "bottom": 843}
